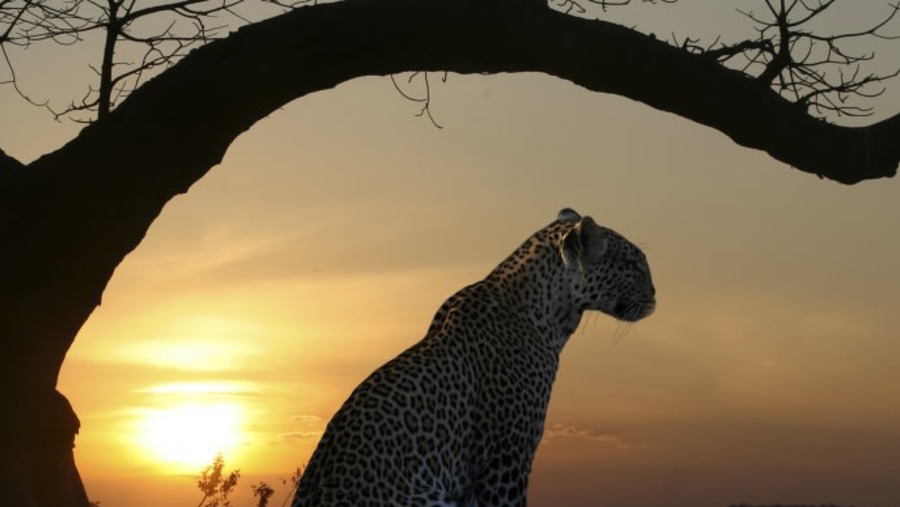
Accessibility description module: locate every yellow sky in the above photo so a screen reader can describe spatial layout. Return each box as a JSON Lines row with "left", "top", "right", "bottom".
{"left": 4, "top": 2, "right": 900, "bottom": 506}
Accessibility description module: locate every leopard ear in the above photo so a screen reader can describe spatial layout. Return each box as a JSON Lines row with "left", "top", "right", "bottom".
{"left": 560, "top": 216, "right": 609, "bottom": 270}
{"left": 557, "top": 208, "right": 582, "bottom": 222}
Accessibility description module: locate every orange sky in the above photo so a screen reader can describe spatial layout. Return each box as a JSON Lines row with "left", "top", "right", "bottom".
{"left": 3, "top": 2, "right": 900, "bottom": 506}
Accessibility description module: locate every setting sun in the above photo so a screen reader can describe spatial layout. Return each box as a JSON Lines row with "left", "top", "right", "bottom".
{"left": 136, "top": 402, "right": 243, "bottom": 472}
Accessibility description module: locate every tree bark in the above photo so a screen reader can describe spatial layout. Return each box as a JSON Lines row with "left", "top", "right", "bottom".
{"left": 1, "top": 0, "right": 898, "bottom": 504}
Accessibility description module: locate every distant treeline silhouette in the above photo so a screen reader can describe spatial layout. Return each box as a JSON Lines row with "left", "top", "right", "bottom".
{"left": 729, "top": 504, "right": 857, "bottom": 507}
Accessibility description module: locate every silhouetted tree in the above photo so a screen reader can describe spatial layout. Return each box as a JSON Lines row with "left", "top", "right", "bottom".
{"left": 277, "top": 465, "right": 304, "bottom": 507}
{"left": 251, "top": 482, "right": 275, "bottom": 507}
{"left": 1, "top": 1, "right": 899, "bottom": 506}
{"left": 196, "top": 454, "right": 240, "bottom": 507}
{"left": 193, "top": 455, "right": 300, "bottom": 507}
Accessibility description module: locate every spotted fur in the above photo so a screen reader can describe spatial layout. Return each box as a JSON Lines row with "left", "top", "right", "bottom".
{"left": 292, "top": 208, "right": 656, "bottom": 506}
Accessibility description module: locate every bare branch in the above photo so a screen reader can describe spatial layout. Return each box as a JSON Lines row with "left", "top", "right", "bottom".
{"left": 550, "top": 0, "right": 676, "bottom": 17}
{"left": 390, "top": 71, "right": 445, "bottom": 129}
{"left": 1, "top": 0, "right": 274, "bottom": 121}
{"left": 684, "top": 1, "right": 900, "bottom": 119}
{"left": 701, "top": 38, "right": 773, "bottom": 62}
{"left": 0, "top": 43, "right": 58, "bottom": 117}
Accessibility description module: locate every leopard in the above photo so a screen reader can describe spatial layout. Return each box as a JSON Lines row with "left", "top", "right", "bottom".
{"left": 291, "top": 208, "right": 656, "bottom": 506}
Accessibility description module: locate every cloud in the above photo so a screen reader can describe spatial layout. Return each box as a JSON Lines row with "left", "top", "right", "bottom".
{"left": 278, "top": 414, "right": 326, "bottom": 441}
{"left": 289, "top": 414, "right": 324, "bottom": 424}
{"left": 542, "top": 423, "right": 642, "bottom": 451}
{"left": 279, "top": 431, "right": 324, "bottom": 441}
{"left": 133, "top": 211, "right": 494, "bottom": 292}
{"left": 135, "top": 380, "right": 259, "bottom": 395}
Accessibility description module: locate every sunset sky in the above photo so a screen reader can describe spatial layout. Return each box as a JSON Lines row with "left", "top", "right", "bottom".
{"left": 3, "top": 1, "right": 900, "bottom": 506}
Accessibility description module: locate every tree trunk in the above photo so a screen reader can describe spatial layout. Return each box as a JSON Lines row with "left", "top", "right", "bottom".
{"left": 31, "top": 392, "right": 91, "bottom": 507}
{"left": 1, "top": 0, "right": 898, "bottom": 504}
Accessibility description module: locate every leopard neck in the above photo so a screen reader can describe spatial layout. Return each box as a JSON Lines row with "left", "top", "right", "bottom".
{"left": 485, "top": 240, "right": 583, "bottom": 353}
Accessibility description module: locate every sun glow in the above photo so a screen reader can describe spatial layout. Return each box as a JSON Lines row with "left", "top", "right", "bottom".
{"left": 136, "top": 401, "right": 244, "bottom": 473}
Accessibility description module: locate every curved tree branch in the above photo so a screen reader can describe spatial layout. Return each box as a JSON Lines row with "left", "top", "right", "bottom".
{"left": 1, "top": 0, "right": 899, "bottom": 503}
{"left": 30, "top": 0, "right": 900, "bottom": 191}
{"left": 0, "top": 146, "right": 24, "bottom": 172}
